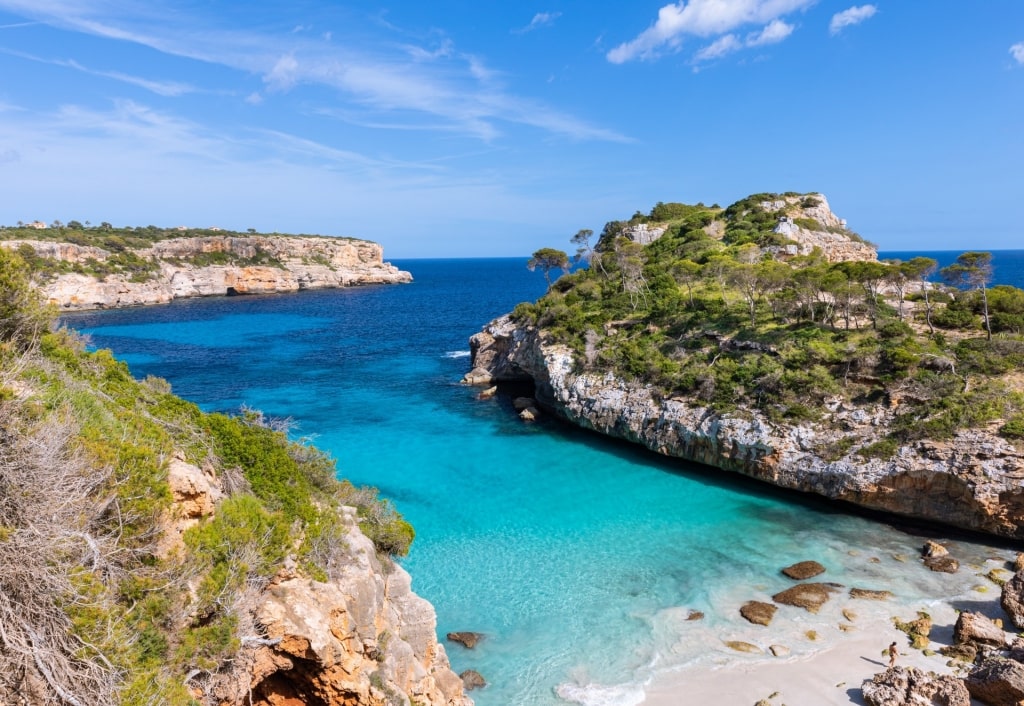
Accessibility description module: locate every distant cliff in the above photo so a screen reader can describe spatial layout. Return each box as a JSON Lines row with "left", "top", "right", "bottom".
{"left": 1, "top": 234, "right": 411, "bottom": 310}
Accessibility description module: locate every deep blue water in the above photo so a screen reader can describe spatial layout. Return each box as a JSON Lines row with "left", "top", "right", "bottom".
{"left": 62, "top": 253, "right": 1022, "bottom": 706}
{"left": 879, "top": 250, "right": 1024, "bottom": 287}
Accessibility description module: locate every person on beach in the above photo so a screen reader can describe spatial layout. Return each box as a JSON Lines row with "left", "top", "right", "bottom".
{"left": 888, "top": 642, "right": 898, "bottom": 668}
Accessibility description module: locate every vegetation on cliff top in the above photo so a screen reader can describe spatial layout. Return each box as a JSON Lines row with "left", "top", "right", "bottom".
{"left": 0, "top": 246, "right": 413, "bottom": 704}
{"left": 516, "top": 192, "right": 1024, "bottom": 452}
{"left": 0, "top": 222, "right": 370, "bottom": 284}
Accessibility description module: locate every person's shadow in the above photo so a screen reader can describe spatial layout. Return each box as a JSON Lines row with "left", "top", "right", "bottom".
{"left": 860, "top": 656, "right": 887, "bottom": 667}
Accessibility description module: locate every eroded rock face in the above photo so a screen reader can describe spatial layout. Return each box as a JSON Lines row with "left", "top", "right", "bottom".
{"left": 862, "top": 666, "right": 970, "bottom": 706}
{"left": 5, "top": 236, "right": 412, "bottom": 310}
{"left": 466, "top": 315, "right": 1024, "bottom": 540}
{"left": 223, "top": 507, "right": 471, "bottom": 706}
{"left": 966, "top": 657, "right": 1024, "bottom": 706}
{"left": 1001, "top": 570, "right": 1024, "bottom": 629}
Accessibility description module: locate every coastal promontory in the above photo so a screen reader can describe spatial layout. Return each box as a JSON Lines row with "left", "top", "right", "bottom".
{"left": 0, "top": 223, "right": 411, "bottom": 310}
{"left": 466, "top": 192, "right": 1024, "bottom": 539}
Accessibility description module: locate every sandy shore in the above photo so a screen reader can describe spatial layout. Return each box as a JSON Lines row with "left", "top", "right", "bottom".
{"left": 640, "top": 599, "right": 985, "bottom": 706}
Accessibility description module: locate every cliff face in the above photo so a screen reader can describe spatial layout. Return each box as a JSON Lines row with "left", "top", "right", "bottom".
{"left": 467, "top": 315, "right": 1024, "bottom": 540}
{"left": 3, "top": 235, "right": 412, "bottom": 310}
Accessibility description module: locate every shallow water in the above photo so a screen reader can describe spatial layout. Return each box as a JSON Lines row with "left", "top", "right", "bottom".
{"left": 63, "top": 255, "right": 1022, "bottom": 705}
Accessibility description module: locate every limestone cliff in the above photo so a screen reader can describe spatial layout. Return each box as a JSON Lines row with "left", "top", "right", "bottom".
{"left": 2, "top": 235, "right": 411, "bottom": 310}
{"left": 466, "top": 315, "right": 1024, "bottom": 540}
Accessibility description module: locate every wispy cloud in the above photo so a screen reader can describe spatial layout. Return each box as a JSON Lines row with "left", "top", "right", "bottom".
{"left": 607, "top": 0, "right": 812, "bottom": 64}
{"left": 0, "top": 0, "right": 622, "bottom": 142}
{"left": 829, "top": 5, "right": 877, "bottom": 36}
{"left": 0, "top": 46, "right": 197, "bottom": 96}
{"left": 513, "top": 12, "right": 562, "bottom": 35}
{"left": 694, "top": 18, "right": 793, "bottom": 62}
{"left": 1011, "top": 42, "right": 1024, "bottom": 66}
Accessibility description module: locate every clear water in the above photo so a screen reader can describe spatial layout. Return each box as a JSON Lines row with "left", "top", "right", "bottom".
{"left": 62, "top": 254, "right": 1023, "bottom": 705}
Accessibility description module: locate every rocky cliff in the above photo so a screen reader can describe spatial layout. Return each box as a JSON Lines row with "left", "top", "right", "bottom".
{"left": 2, "top": 235, "right": 411, "bottom": 310}
{"left": 465, "top": 315, "right": 1024, "bottom": 540}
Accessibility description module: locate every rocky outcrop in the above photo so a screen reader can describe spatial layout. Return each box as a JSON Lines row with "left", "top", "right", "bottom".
{"left": 1000, "top": 569, "right": 1024, "bottom": 628}
{"left": 862, "top": 667, "right": 971, "bottom": 706}
{"left": 466, "top": 315, "right": 1024, "bottom": 540}
{"left": 207, "top": 506, "right": 471, "bottom": 706}
{"left": 3, "top": 236, "right": 411, "bottom": 310}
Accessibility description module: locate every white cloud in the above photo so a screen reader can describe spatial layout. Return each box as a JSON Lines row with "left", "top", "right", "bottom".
{"left": 829, "top": 5, "right": 877, "bottom": 35}
{"left": 0, "top": 47, "right": 196, "bottom": 96}
{"left": 513, "top": 12, "right": 562, "bottom": 35}
{"left": 1011, "top": 42, "right": 1024, "bottom": 65}
{"left": 607, "top": 0, "right": 812, "bottom": 63}
{"left": 694, "top": 19, "right": 792, "bottom": 62}
{"left": 747, "top": 19, "right": 793, "bottom": 46}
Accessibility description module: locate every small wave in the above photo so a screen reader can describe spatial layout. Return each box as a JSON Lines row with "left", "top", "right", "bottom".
{"left": 555, "top": 681, "right": 646, "bottom": 706}
{"left": 444, "top": 350, "right": 471, "bottom": 358}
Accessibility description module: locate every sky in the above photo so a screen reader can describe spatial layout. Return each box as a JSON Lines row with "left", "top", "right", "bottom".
{"left": 0, "top": 1, "right": 1021, "bottom": 258}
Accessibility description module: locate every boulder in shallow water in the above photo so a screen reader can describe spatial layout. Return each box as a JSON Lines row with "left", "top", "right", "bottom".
{"left": 461, "top": 367, "right": 493, "bottom": 385}
{"left": 772, "top": 583, "right": 839, "bottom": 613}
{"left": 477, "top": 386, "right": 497, "bottom": 400}
{"left": 924, "top": 555, "right": 960, "bottom": 573}
{"left": 781, "top": 560, "right": 826, "bottom": 580}
{"left": 460, "top": 670, "right": 487, "bottom": 690}
{"left": 862, "top": 666, "right": 970, "bottom": 706}
{"left": 519, "top": 407, "right": 539, "bottom": 421}
{"left": 724, "top": 640, "right": 762, "bottom": 654}
{"left": 740, "top": 601, "right": 777, "bottom": 626}
{"left": 850, "top": 587, "right": 894, "bottom": 601}
{"left": 922, "top": 540, "right": 949, "bottom": 558}
{"left": 447, "top": 632, "right": 484, "bottom": 649}
{"left": 769, "top": 644, "right": 790, "bottom": 657}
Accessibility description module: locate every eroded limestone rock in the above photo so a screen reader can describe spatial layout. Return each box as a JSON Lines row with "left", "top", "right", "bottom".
{"left": 862, "top": 666, "right": 970, "bottom": 706}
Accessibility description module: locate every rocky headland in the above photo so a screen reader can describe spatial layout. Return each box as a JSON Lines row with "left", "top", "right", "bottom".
{"left": 463, "top": 192, "right": 1024, "bottom": 540}
{"left": 1, "top": 234, "right": 411, "bottom": 310}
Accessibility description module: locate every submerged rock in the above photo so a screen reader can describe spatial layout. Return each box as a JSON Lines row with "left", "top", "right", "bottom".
{"left": 740, "top": 601, "right": 777, "bottom": 626}
{"left": 772, "top": 583, "right": 839, "bottom": 613}
{"left": 447, "top": 632, "right": 484, "bottom": 649}
{"left": 924, "top": 555, "right": 960, "bottom": 573}
{"left": 781, "top": 560, "right": 826, "bottom": 580}
{"left": 460, "top": 670, "right": 487, "bottom": 690}
{"left": 850, "top": 588, "right": 894, "bottom": 601}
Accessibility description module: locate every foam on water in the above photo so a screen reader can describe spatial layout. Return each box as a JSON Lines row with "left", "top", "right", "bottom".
{"left": 62, "top": 257, "right": 1023, "bottom": 706}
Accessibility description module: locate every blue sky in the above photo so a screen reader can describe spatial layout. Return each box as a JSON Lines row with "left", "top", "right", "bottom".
{"left": 0, "top": 1, "right": 1021, "bottom": 258}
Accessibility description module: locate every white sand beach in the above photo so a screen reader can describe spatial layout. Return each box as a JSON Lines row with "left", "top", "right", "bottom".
{"left": 641, "top": 598, "right": 986, "bottom": 706}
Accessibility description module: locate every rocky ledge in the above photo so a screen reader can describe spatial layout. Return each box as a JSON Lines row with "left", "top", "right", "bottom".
{"left": 465, "top": 315, "right": 1024, "bottom": 540}
{"left": 3, "top": 235, "right": 411, "bottom": 310}
{"left": 162, "top": 458, "right": 471, "bottom": 706}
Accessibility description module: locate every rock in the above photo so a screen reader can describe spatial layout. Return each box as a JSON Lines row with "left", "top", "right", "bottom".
{"left": 519, "top": 407, "right": 538, "bottom": 421}
{"left": 1007, "top": 636, "right": 1024, "bottom": 662}
{"left": 740, "top": 601, "right": 777, "bottom": 626}
{"left": 851, "top": 588, "right": 893, "bottom": 601}
{"left": 862, "top": 666, "right": 970, "bottom": 706}
{"left": 966, "top": 657, "right": 1024, "bottom": 705}
{"left": 686, "top": 610, "right": 705, "bottom": 621}
{"left": 923, "top": 540, "right": 949, "bottom": 558}
{"left": 477, "top": 386, "right": 497, "bottom": 400}
{"left": 781, "top": 560, "right": 826, "bottom": 580}
{"left": 216, "top": 507, "right": 471, "bottom": 706}
{"left": 769, "top": 644, "right": 790, "bottom": 657}
{"left": 939, "top": 643, "right": 978, "bottom": 663}
{"left": 894, "top": 612, "right": 933, "bottom": 650}
{"left": 772, "top": 583, "right": 839, "bottom": 613}
{"left": 460, "top": 670, "right": 487, "bottom": 690}
{"left": 461, "top": 367, "right": 493, "bottom": 386}
{"left": 724, "top": 640, "right": 762, "bottom": 654}
{"left": 953, "top": 611, "right": 1007, "bottom": 648}
{"left": 156, "top": 455, "right": 224, "bottom": 559}
{"left": 1014, "top": 553, "right": 1024, "bottom": 572}
{"left": 447, "top": 632, "right": 484, "bottom": 649}
{"left": 924, "top": 556, "right": 960, "bottom": 573}
{"left": 1001, "top": 570, "right": 1024, "bottom": 629}
{"left": 512, "top": 397, "right": 537, "bottom": 411}
{"left": 843, "top": 608, "right": 858, "bottom": 622}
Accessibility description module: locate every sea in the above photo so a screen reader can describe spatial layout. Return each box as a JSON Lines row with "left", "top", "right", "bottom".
{"left": 62, "top": 250, "right": 1024, "bottom": 706}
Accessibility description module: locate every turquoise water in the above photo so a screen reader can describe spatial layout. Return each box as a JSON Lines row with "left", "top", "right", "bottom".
{"left": 63, "top": 257, "right": 1019, "bottom": 705}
